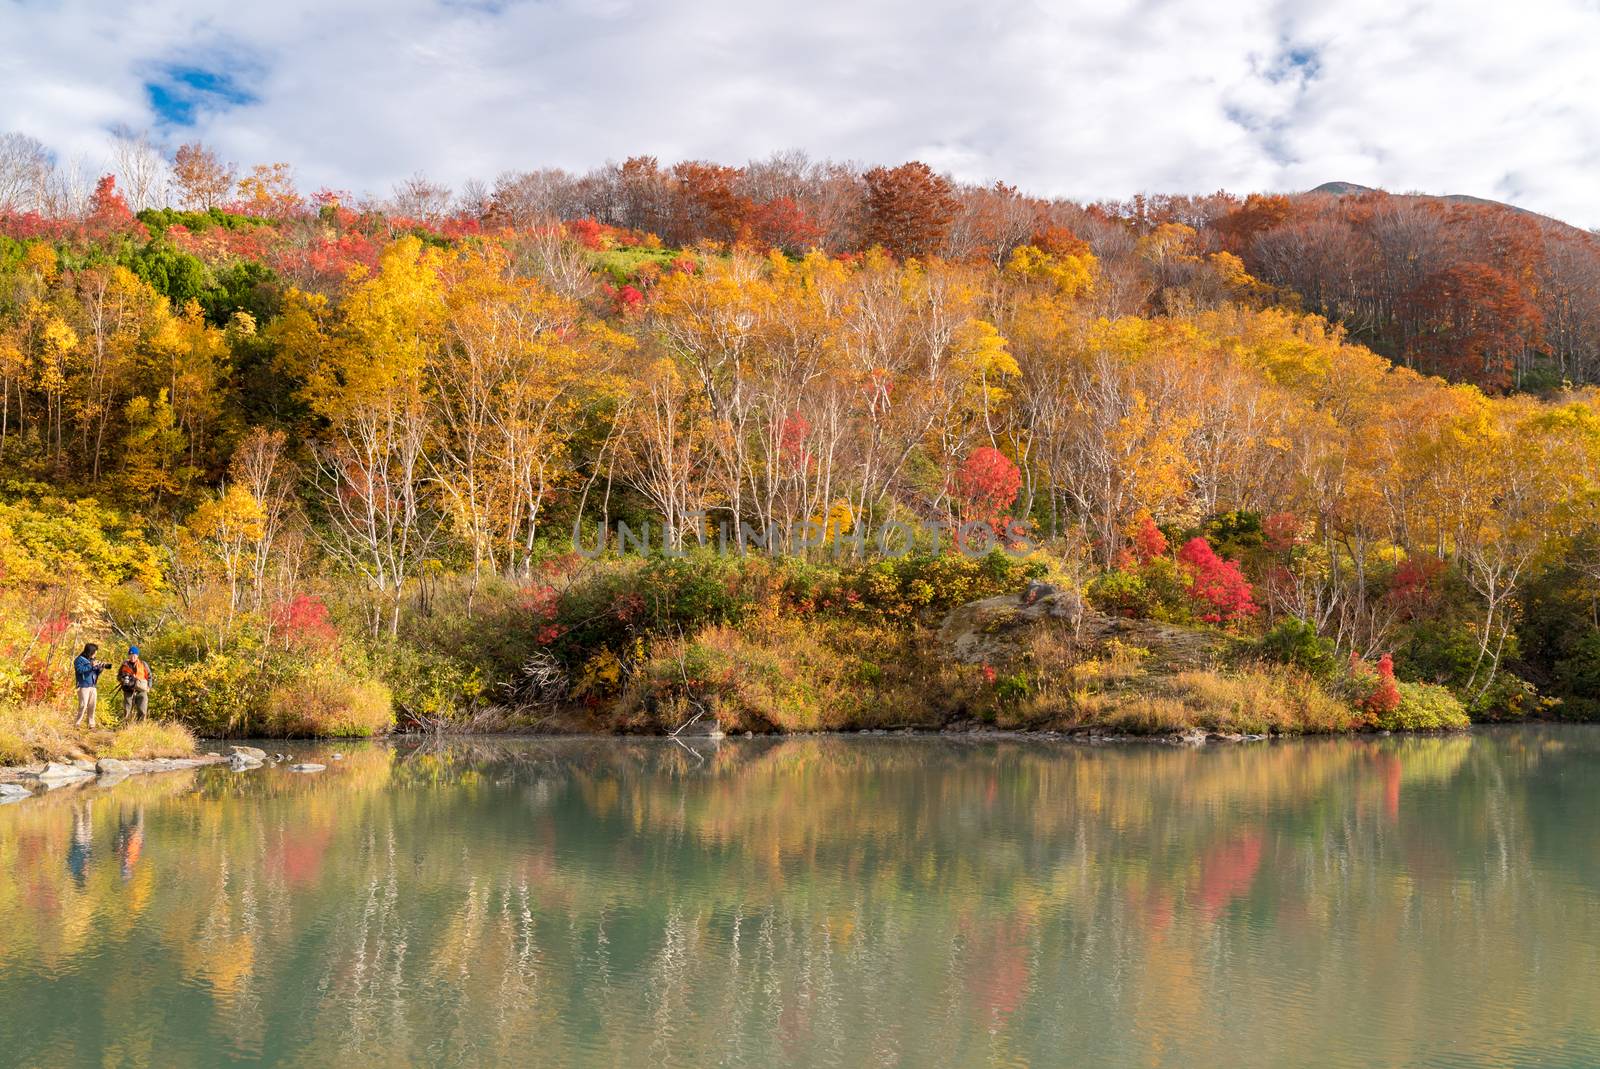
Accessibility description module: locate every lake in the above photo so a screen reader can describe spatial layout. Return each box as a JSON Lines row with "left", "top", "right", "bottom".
{"left": 3, "top": 728, "right": 1600, "bottom": 1068}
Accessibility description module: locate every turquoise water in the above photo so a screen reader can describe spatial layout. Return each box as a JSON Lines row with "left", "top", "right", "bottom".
{"left": 3, "top": 728, "right": 1600, "bottom": 1067}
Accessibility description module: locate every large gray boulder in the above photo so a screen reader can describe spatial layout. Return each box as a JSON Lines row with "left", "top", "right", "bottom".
{"left": 939, "top": 586, "right": 1087, "bottom": 666}
{"left": 37, "top": 761, "right": 94, "bottom": 781}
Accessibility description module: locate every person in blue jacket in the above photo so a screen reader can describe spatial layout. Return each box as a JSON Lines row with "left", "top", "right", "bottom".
{"left": 73, "top": 642, "right": 111, "bottom": 729}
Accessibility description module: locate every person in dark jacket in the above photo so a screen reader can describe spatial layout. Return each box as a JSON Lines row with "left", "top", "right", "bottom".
{"left": 72, "top": 643, "right": 110, "bottom": 729}
{"left": 117, "top": 647, "right": 154, "bottom": 722}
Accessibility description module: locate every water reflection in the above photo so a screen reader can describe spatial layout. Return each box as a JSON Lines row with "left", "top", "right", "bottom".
{"left": 2, "top": 729, "right": 1600, "bottom": 1067}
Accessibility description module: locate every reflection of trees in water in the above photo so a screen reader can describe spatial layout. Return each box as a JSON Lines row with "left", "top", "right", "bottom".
{"left": 2, "top": 729, "right": 1600, "bottom": 1066}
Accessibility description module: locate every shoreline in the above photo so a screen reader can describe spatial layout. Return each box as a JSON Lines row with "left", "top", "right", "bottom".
{"left": 0, "top": 723, "right": 1483, "bottom": 801}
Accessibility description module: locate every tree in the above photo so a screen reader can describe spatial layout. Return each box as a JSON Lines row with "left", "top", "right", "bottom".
{"left": 235, "top": 162, "right": 302, "bottom": 219}
{"left": 84, "top": 175, "right": 141, "bottom": 239}
{"left": 287, "top": 236, "right": 443, "bottom": 636}
{"left": 953, "top": 446, "right": 1021, "bottom": 533}
{"left": 0, "top": 132, "right": 51, "bottom": 213}
{"left": 862, "top": 162, "right": 958, "bottom": 259}
{"left": 170, "top": 142, "right": 236, "bottom": 210}
{"left": 120, "top": 390, "right": 189, "bottom": 504}
{"left": 390, "top": 173, "right": 452, "bottom": 223}
{"left": 111, "top": 128, "right": 167, "bottom": 212}
{"left": 228, "top": 426, "right": 299, "bottom": 611}
{"left": 186, "top": 483, "right": 267, "bottom": 629}
{"left": 669, "top": 161, "right": 749, "bottom": 245}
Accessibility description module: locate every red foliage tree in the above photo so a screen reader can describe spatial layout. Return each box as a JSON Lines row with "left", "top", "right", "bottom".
{"left": 862, "top": 161, "right": 958, "bottom": 259}
{"left": 779, "top": 411, "right": 812, "bottom": 471}
{"left": 748, "top": 196, "right": 822, "bottom": 253}
{"left": 954, "top": 446, "right": 1022, "bottom": 532}
{"left": 1262, "top": 511, "right": 1301, "bottom": 552}
{"left": 670, "top": 161, "right": 749, "bottom": 245}
{"left": 272, "top": 594, "right": 338, "bottom": 650}
{"left": 1176, "top": 536, "right": 1258, "bottom": 624}
{"left": 1132, "top": 516, "right": 1168, "bottom": 563}
{"left": 1386, "top": 555, "right": 1443, "bottom": 620}
{"left": 1408, "top": 261, "right": 1542, "bottom": 390}
{"left": 84, "top": 174, "right": 144, "bottom": 240}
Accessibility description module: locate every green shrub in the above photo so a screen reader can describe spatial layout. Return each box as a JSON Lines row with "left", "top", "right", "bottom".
{"left": 1256, "top": 618, "right": 1338, "bottom": 678}
{"left": 360, "top": 640, "right": 483, "bottom": 726}
{"left": 149, "top": 654, "right": 264, "bottom": 736}
{"left": 1086, "top": 558, "right": 1190, "bottom": 622}
{"left": 263, "top": 670, "right": 394, "bottom": 737}
{"left": 836, "top": 550, "right": 1042, "bottom": 624}
{"left": 1087, "top": 569, "right": 1148, "bottom": 616}
{"left": 1553, "top": 631, "right": 1600, "bottom": 700}
{"left": 1556, "top": 696, "right": 1600, "bottom": 722}
{"left": 994, "top": 671, "right": 1031, "bottom": 706}
{"left": 1468, "top": 673, "right": 1545, "bottom": 722}
{"left": 1375, "top": 681, "right": 1470, "bottom": 731}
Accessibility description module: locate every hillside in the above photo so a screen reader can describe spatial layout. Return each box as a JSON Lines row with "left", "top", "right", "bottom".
{"left": 0, "top": 147, "right": 1598, "bottom": 755}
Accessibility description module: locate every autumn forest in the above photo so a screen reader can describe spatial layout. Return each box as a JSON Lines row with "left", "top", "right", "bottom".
{"left": 4, "top": 132, "right": 1600, "bottom": 756}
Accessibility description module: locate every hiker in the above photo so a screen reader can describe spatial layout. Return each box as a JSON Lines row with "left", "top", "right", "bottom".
{"left": 72, "top": 643, "right": 111, "bottom": 729}
{"left": 117, "top": 647, "right": 155, "bottom": 722}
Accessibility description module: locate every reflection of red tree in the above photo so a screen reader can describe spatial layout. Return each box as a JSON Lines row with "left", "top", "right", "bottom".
{"left": 962, "top": 917, "right": 1032, "bottom": 1024}
{"left": 1380, "top": 754, "right": 1402, "bottom": 821}
{"left": 1195, "top": 830, "right": 1263, "bottom": 919}
{"left": 269, "top": 825, "right": 333, "bottom": 886}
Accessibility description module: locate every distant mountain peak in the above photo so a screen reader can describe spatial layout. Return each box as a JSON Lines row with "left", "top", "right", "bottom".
{"left": 1302, "top": 181, "right": 1587, "bottom": 233}
{"left": 1308, "top": 181, "right": 1377, "bottom": 195}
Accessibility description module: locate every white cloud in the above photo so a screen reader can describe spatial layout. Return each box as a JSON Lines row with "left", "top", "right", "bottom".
{"left": 2, "top": 0, "right": 1598, "bottom": 224}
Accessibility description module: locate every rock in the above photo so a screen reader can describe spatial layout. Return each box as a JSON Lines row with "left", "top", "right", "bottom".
{"left": 228, "top": 753, "right": 263, "bottom": 770}
{"left": 288, "top": 763, "right": 326, "bottom": 773}
{"left": 37, "top": 761, "right": 94, "bottom": 781}
{"left": 330, "top": 753, "right": 344, "bottom": 760}
{"left": 95, "top": 758, "right": 129, "bottom": 775}
{"left": 1020, "top": 580, "right": 1062, "bottom": 605}
{"left": 72, "top": 759, "right": 98, "bottom": 772}
{"left": 0, "top": 782, "right": 33, "bottom": 799}
{"left": 229, "top": 745, "right": 268, "bottom": 761}
{"left": 940, "top": 587, "right": 1086, "bottom": 665}
{"left": 1174, "top": 730, "right": 1209, "bottom": 746}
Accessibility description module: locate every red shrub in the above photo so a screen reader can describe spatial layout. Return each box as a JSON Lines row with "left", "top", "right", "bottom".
{"left": 1361, "top": 654, "right": 1401, "bottom": 720}
{"left": 1177, "top": 537, "right": 1258, "bottom": 624}
{"left": 1132, "top": 516, "right": 1168, "bottom": 563}
{"left": 273, "top": 594, "right": 338, "bottom": 650}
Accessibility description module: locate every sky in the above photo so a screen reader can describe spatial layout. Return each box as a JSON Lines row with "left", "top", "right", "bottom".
{"left": 2, "top": 0, "right": 1599, "bottom": 225}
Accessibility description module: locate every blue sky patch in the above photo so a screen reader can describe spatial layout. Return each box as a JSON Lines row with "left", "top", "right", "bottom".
{"left": 144, "top": 64, "right": 258, "bottom": 126}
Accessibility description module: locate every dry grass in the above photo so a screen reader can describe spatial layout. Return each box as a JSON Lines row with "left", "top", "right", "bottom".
{"left": 618, "top": 615, "right": 986, "bottom": 733}
{"left": 1101, "top": 668, "right": 1358, "bottom": 735}
{"left": 0, "top": 702, "right": 88, "bottom": 765}
{"left": 100, "top": 720, "right": 199, "bottom": 760}
{"left": 0, "top": 701, "right": 200, "bottom": 765}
